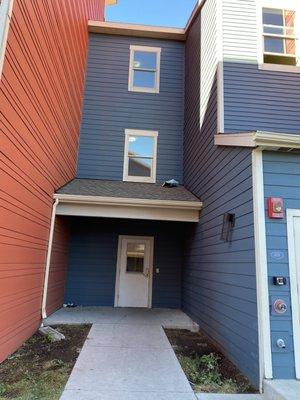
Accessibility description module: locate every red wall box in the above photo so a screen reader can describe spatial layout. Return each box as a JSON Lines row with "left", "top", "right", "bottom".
{"left": 0, "top": 0, "right": 105, "bottom": 363}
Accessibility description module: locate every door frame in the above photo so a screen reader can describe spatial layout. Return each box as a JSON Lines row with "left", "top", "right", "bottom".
{"left": 114, "top": 235, "right": 154, "bottom": 308}
{"left": 287, "top": 209, "right": 300, "bottom": 379}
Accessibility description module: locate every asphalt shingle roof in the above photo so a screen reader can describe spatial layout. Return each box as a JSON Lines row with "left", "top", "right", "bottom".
{"left": 57, "top": 179, "right": 200, "bottom": 203}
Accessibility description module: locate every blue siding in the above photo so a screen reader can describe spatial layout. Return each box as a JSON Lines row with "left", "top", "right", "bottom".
{"left": 65, "top": 218, "right": 184, "bottom": 308}
{"left": 182, "top": 14, "right": 259, "bottom": 387}
{"left": 224, "top": 63, "right": 300, "bottom": 134}
{"left": 77, "top": 34, "right": 185, "bottom": 183}
{"left": 263, "top": 151, "right": 300, "bottom": 379}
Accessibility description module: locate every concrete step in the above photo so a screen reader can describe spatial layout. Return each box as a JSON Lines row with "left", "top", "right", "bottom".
{"left": 196, "top": 394, "right": 263, "bottom": 400}
{"left": 264, "top": 380, "right": 300, "bottom": 400}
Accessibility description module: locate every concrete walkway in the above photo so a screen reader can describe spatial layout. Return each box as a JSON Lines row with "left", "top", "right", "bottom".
{"left": 60, "top": 323, "right": 196, "bottom": 400}
{"left": 45, "top": 307, "right": 198, "bottom": 331}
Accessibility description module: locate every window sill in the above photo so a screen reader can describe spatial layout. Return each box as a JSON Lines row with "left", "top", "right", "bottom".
{"left": 123, "top": 177, "right": 156, "bottom": 184}
{"left": 258, "top": 63, "right": 300, "bottom": 74}
{"left": 128, "top": 86, "right": 160, "bottom": 94}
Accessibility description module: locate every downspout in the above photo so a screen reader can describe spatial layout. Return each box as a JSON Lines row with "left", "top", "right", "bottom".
{"left": 41, "top": 198, "right": 59, "bottom": 320}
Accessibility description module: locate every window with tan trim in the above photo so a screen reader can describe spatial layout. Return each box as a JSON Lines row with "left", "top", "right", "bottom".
{"left": 128, "top": 45, "right": 161, "bottom": 93}
{"left": 123, "top": 129, "right": 158, "bottom": 183}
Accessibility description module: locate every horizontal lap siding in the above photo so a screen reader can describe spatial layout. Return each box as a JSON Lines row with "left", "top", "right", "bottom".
{"left": 263, "top": 151, "right": 300, "bottom": 379}
{"left": 224, "top": 63, "right": 300, "bottom": 134}
{"left": 77, "top": 34, "right": 185, "bottom": 183}
{"left": 65, "top": 218, "right": 184, "bottom": 309}
{"left": 0, "top": 0, "right": 104, "bottom": 362}
{"left": 183, "top": 5, "right": 259, "bottom": 386}
{"left": 222, "top": 0, "right": 300, "bottom": 134}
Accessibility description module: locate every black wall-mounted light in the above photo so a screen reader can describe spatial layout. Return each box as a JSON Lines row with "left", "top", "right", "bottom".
{"left": 221, "top": 213, "right": 236, "bottom": 242}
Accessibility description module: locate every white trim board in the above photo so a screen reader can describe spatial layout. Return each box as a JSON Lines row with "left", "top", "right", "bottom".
{"left": 215, "top": 131, "right": 300, "bottom": 150}
{"left": 0, "top": 0, "right": 14, "bottom": 79}
{"left": 54, "top": 194, "right": 202, "bottom": 223}
{"left": 287, "top": 209, "right": 300, "bottom": 379}
{"left": 114, "top": 235, "right": 154, "bottom": 308}
{"left": 252, "top": 149, "right": 273, "bottom": 389}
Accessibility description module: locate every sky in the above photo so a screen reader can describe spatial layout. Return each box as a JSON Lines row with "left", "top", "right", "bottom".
{"left": 105, "top": 0, "right": 198, "bottom": 28}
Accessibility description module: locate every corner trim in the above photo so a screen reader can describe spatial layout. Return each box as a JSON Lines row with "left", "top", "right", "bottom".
{"left": 216, "top": 0, "right": 224, "bottom": 133}
{"left": 252, "top": 149, "right": 273, "bottom": 387}
{"left": 215, "top": 131, "right": 300, "bottom": 150}
{"left": 286, "top": 209, "right": 300, "bottom": 379}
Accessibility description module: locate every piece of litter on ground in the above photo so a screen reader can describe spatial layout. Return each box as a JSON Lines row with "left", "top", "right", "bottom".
{"left": 38, "top": 326, "right": 65, "bottom": 342}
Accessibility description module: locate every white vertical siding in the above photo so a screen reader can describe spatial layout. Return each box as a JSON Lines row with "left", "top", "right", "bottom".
{"left": 200, "top": 0, "right": 218, "bottom": 128}
{"left": 222, "top": 0, "right": 258, "bottom": 62}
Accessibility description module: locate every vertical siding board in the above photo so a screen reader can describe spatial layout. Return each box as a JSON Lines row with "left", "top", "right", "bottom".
{"left": 65, "top": 218, "right": 183, "bottom": 309}
{"left": 0, "top": 0, "right": 104, "bottom": 362}
{"left": 263, "top": 151, "right": 299, "bottom": 379}
{"left": 183, "top": 4, "right": 259, "bottom": 386}
{"left": 77, "top": 34, "right": 185, "bottom": 183}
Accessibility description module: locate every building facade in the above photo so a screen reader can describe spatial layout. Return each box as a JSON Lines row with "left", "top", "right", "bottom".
{"left": 0, "top": 0, "right": 107, "bottom": 362}
{"left": 2, "top": 0, "right": 300, "bottom": 393}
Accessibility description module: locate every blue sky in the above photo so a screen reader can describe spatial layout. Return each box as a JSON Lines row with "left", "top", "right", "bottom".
{"left": 105, "top": 0, "right": 197, "bottom": 28}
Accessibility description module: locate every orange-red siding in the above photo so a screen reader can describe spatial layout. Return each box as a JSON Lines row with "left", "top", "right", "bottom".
{"left": 0, "top": 0, "right": 104, "bottom": 362}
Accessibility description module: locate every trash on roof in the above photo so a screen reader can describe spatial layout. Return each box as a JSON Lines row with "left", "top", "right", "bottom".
{"left": 162, "top": 179, "right": 179, "bottom": 188}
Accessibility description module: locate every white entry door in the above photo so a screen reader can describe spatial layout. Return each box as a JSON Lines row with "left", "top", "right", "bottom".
{"left": 115, "top": 236, "right": 154, "bottom": 308}
{"left": 287, "top": 210, "right": 300, "bottom": 379}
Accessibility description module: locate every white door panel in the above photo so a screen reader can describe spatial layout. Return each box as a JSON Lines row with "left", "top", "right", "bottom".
{"left": 115, "top": 236, "right": 153, "bottom": 308}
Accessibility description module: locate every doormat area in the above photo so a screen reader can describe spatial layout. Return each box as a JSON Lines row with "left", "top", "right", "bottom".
{"left": 165, "top": 329, "right": 258, "bottom": 395}
{"left": 0, "top": 325, "right": 91, "bottom": 400}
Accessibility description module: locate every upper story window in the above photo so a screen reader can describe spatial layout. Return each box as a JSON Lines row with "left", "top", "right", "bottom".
{"left": 128, "top": 45, "right": 161, "bottom": 94}
{"left": 0, "top": 0, "right": 13, "bottom": 78}
{"left": 263, "top": 7, "right": 298, "bottom": 66}
{"left": 123, "top": 129, "right": 158, "bottom": 183}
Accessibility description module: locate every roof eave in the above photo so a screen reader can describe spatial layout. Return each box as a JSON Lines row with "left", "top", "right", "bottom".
{"left": 54, "top": 193, "right": 202, "bottom": 211}
{"left": 88, "top": 21, "right": 186, "bottom": 41}
{"left": 215, "top": 131, "right": 300, "bottom": 150}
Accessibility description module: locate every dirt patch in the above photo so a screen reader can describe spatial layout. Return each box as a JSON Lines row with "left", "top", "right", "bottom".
{"left": 165, "top": 329, "right": 258, "bottom": 394}
{"left": 0, "top": 325, "right": 90, "bottom": 400}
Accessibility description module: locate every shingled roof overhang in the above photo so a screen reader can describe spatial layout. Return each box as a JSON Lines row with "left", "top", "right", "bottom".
{"left": 54, "top": 179, "right": 202, "bottom": 223}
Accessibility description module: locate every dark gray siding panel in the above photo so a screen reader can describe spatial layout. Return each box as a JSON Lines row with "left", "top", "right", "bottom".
{"left": 224, "top": 63, "right": 300, "bottom": 134}
{"left": 263, "top": 151, "right": 300, "bottom": 379}
{"left": 65, "top": 218, "right": 184, "bottom": 308}
{"left": 182, "top": 14, "right": 259, "bottom": 386}
{"left": 77, "top": 34, "right": 185, "bottom": 183}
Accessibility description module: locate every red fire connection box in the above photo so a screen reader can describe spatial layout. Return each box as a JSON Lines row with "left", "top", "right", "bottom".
{"left": 268, "top": 197, "right": 284, "bottom": 219}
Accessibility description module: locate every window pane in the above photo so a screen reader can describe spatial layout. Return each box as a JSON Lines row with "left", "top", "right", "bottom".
{"left": 126, "top": 243, "right": 145, "bottom": 273}
{"left": 264, "top": 54, "right": 296, "bottom": 66}
{"left": 264, "top": 26, "right": 284, "bottom": 35}
{"left": 264, "top": 37, "right": 284, "bottom": 53}
{"left": 263, "top": 8, "right": 283, "bottom": 26}
{"left": 128, "top": 157, "right": 152, "bottom": 177}
{"left": 128, "top": 135, "right": 154, "bottom": 158}
{"left": 133, "top": 70, "right": 156, "bottom": 89}
{"left": 285, "top": 10, "right": 295, "bottom": 29}
{"left": 134, "top": 51, "right": 157, "bottom": 69}
{"left": 285, "top": 39, "right": 296, "bottom": 55}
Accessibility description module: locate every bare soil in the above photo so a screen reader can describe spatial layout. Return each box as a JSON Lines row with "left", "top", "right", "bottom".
{"left": 165, "top": 329, "right": 258, "bottom": 394}
{"left": 0, "top": 325, "right": 90, "bottom": 400}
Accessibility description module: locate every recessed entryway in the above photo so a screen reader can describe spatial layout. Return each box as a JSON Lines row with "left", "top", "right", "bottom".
{"left": 115, "top": 235, "right": 154, "bottom": 308}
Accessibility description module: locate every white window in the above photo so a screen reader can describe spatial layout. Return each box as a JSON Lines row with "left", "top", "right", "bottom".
{"left": 260, "top": 1, "right": 300, "bottom": 70}
{"left": 128, "top": 45, "right": 161, "bottom": 93}
{"left": 0, "top": 0, "right": 13, "bottom": 78}
{"left": 123, "top": 129, "right": 158, "bottom": 183}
